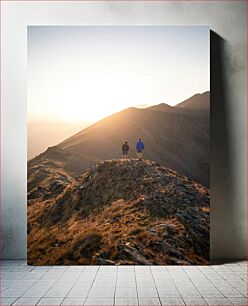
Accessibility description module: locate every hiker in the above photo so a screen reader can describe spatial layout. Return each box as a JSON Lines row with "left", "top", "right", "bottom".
{"left": 122, "top": 141, "right": 129, "bottom": 159}
{"left": 136, "top": 138, "right": 144, "bottom": 160}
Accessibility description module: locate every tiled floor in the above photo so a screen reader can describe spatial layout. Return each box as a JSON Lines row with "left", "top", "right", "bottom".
{"left": 1, "top": 260, "right": 247, "bottom": 306}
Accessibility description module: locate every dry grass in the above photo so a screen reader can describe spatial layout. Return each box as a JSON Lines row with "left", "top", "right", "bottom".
{"left": 28, "top": 196, "right": 208, "bottom": 265}
{"left": 128, "top": 226, "right": 145, "bottom": 236}
{"left": 28, "top": 160, "right": 210, "bottom": 265}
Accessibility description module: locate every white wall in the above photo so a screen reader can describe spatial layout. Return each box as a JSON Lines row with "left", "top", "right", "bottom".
{"left": 1, "top": 1, "right": 246, "bottom": 261}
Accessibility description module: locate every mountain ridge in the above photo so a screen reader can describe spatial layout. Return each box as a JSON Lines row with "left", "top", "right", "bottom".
{"left": 28, "top": 159, "right": 209, "bottom": 265}
{"left": 29, "top": 91, "right": 209, "bottom": 187}
{"left": 176, "top": 91, "right": 209, "bottom": 110}
{"left": 28, "top": 92, "right": 210, "bottom": 265}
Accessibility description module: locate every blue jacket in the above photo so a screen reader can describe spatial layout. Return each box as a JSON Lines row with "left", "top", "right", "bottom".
{"left": 136, "top": 140, "right": 144, "bottom": 151}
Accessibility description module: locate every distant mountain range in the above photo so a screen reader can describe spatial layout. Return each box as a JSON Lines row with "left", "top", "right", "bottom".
{"left": 28, "top": 121, "right": 91, "bottom": 160}
{"left": 29, "top": 91, "right": 210, "bottom": 187}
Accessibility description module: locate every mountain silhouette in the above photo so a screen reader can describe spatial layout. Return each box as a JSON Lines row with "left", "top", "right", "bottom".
{"left": 28, "top": 121, "right": 90, "bottom": 160}
{"left": 147, "top": 103, "right": 172, "bottom": 111}
{"left": 176, "top": 91, "right": 210, "bottom": 110}
{"left": 29, "top": 91, "right": 209, "bottom": 187}
{"left": 28, "top": 159, "right": 209, "bottom": 265}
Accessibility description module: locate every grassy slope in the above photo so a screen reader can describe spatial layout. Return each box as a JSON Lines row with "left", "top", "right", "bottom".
{"left": 28, "top": 159, "right": 209, "bottom": 265}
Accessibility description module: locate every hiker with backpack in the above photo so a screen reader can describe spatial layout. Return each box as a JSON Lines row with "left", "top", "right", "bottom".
{"left": 122, "top": 141, "right": 129, "bottom": 159}
{"left": 136, "top": 138, "right": 145, "bottom": 160}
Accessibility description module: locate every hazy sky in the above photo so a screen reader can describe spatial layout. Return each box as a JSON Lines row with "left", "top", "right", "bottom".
{"left": 28, "top": 26, "right": 209, "bottom": 123}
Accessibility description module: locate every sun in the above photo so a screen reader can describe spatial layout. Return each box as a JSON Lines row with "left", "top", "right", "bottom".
{"left": 52, "top": 75, "right": 137, "bottom": 123}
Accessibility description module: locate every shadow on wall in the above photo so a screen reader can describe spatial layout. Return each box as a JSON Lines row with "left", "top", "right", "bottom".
{"left": 210, "top": 31, "right": 243, "bottom": 264}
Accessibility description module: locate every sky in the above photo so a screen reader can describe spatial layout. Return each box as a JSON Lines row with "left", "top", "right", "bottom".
{"left": 28, "top": 26, "right": 209, "bottom": 123}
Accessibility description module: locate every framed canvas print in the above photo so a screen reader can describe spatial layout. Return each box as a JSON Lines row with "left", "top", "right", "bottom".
{"left": 27, "top": 26, "right": 210, "bottom": 265}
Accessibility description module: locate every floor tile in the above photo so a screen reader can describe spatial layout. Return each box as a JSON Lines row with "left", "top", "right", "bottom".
{"left": 157, "top": 288, "right": 180, "bottom": 298}
{"left": 118, "top": 266, "right": 135, "bottom": 272}
{"left": 61, "top": 297, "right": 86, "bottom": 305}
{"left": 117, "top": 272, "right": 136, "bottom": 279}
{"left": 228, "top": 297, "right": 248, "bottom": 305}
{"left": 0, "top": 297, "right": 18, "bottom": 306}
{"left": 84, "top": 297, "right": 114, "bottom": 305}
{"left": 182, "top": 297, "right": 207, "bottom": 305}
{"left": 84, "top": 266, "right": 99, "bottom": 273}
{"left": 2, "top": 289, "right": 30, "bottom": 298}
{"left": 92, "top": 280, "right": 116, "bottom": 288}
{"left": 152, "top": 274, "right": 171, "bottom": 280}
{"left": 115, "top": 287, "right": 137, "bottom": 298}
{"left": 37, "top": 297, "right": 64, "bottom": 305}
{"left": 135, "top": 266, "right": 151, "bottom": 273}
{"left": 1, "top": 260, "right": 246, "bottom": 306}
{"left": 178, "top": 288, "right": 201, "bottom": 298}
{"left": 88, "top": 287, "right": 115, "bottom": 298}
{"left": 154, "top": 280, "right": 176, "bottom": 288}
{"left": 116, "top": 279, "right": 136, "bottom": 288}
{"left": 197, "top": 287, "right": 224, "bottom": 297}
{"left": 49, "top": 266, "right": 69, "bottom": 272}
{"left": 99, "top": 266, "right": 117, "bottom": 273}
{"left": 3, "top": 272, "right": 29, "bottom": 280}
{"left": 22, "top": 284, "right": 53, "bottom": 297}
{"left": 204, "top": 297, "right": 233, "bottom": 305}
{"left": 67, "top": 285, "right": 91, "bottom": 297}
{"left": 32, "top": 266, "right": 52, "bottom": 272}
{"left": 138, "top": 297, "right": 161, "bottom": 305}
{"left": 66, "top": 266, "right": 85, "bottom": 272}
{"left": 160, "top": 297, "right": 185, "bottom": 305}
{"left": 21, "top": 272, "right": 46, "bottom": 281}
{"left": 138, "top": 287, "right": 158, "bottom": 297}
{"left": 12, "top": 297, "right": 41, "bottom": 305}
{"left": 45, "top": 285, "right": 72, "bottom": 297}
{"left": 217, "top": 286, "right": 244, "bottom": 297}
{"left": 115, "top": 297, "right": 139, "bottom": 305}
{"left": 136, "top": 278, "right": 155, "bottom": 288}
{"left": 76, "top": 277, "right": 95, "bottom": 285}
